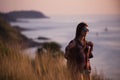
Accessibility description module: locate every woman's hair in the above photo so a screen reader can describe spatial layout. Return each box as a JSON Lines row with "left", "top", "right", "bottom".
{"left": 75, "top": 22, "right": 88, "bottom": 39}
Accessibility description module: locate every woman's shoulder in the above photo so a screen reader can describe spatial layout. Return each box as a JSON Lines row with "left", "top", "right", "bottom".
{"left": 68, "top": 39, "right": 76, "bottom": 48}
{"left": 68, "top": 39, "right": 82, "bottom": 48}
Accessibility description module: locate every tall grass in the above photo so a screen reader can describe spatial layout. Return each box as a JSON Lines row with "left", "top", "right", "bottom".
{"left": 0, "top": 44, "right": 111, "bottom": 80}
{"left": 0, "top": 44, "right": 37, "bottom": 80}
{"left": 35, "top": 50, "right": 71, "bottom": 80}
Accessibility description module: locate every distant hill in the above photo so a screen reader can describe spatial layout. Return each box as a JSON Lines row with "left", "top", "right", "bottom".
{"left": 0, "top": 17, "right": 41, "bottom": 47}
{"left": 0, "top": 10, "right": 48, "bottom": 22}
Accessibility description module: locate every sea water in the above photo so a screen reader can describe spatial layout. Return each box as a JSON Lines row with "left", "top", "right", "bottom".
{"left": 11, "top": 15, "right": 120, "bottom": 80}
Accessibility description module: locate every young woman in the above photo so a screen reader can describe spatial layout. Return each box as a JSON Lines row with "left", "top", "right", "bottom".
{"left": 65, "top": 22, "right": 93, "bottom": 80}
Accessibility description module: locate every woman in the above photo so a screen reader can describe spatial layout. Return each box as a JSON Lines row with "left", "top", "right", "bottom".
{"left": 65, "top": 22, "right": 93, "bottom": 80}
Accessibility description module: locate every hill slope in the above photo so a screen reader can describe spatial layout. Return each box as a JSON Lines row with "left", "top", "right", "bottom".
{"left": 0, "top": 10, "right": 48, "bottom": 22}
{"left": 0, "top": 17, "right": 40, "bottom": 47}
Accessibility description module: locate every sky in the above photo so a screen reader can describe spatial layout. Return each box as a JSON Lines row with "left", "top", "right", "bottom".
{"left": 0, "top": 0, "right": 120, "bottom": 15}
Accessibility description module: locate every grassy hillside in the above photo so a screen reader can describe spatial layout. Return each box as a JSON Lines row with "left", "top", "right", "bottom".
{"left": 0, "top": 44, "right": 38, "bottom": 80}
{"left": 0, "top": 44, "right": 111, "bottom": 80}
{"left": 0, "top": 17, "right": 24, "bottom": 43}
{"left": 0, "top": 17, "right": 40, "bottom": 47}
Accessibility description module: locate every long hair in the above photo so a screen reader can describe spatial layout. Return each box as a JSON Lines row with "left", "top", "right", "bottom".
{"left": 75, "top": 22, "right": 88, "bottom": 40}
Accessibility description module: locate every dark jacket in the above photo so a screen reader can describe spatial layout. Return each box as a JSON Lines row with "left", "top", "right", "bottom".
{"left": 65, "top": 39, "right": 85, "bottom": 71}
{"left": 65, "top": 39, "right": 93, "bottom": 71}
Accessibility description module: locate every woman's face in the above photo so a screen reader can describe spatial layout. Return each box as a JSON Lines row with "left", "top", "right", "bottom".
{"left": 81, "top": 26, "right": 89, "bottom": 37}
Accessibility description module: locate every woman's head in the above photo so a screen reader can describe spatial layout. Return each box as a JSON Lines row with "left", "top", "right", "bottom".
{"left": 75, "top": 22, "right": 89, "bottom": 39}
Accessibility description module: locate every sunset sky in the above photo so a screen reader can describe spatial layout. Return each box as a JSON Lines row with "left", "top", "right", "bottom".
{"left": 0, "top": 0, "right": 120, "bottom": 15}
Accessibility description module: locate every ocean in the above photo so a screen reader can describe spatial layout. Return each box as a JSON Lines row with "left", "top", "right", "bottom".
{"left": 11, "top": 15, "right": 120, "bottom": 80}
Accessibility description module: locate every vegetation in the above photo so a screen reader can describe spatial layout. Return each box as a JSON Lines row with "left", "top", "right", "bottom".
{"left": 42, "top": 42, "right": 61, "bottom": 52}
{"left": 0, "top": 17, "right": 41, "bottom": 48}
{"left": 0, "top": 17, "right": 25, "bottom": 43}
{"left": 0, "top": 43, "right": 111, "bottom": 80}
{"left": 0, "top": 44, "right": 37, "bottom": 80}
